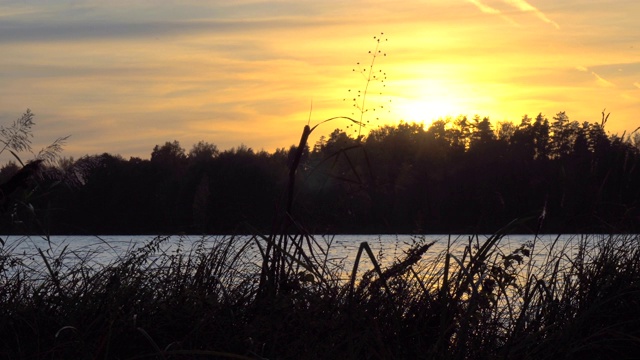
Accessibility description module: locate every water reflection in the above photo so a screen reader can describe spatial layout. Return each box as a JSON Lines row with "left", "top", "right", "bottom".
{"left": 2, "top": 233, "right": 590, "bottom": 281}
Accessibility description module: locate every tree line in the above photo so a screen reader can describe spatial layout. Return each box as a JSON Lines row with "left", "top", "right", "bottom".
{"left": 2, "top": 111, "right": 640, "bottom": 235}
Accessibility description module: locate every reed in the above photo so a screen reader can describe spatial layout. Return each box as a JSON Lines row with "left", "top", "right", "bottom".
{"left": 2, "top": 231, "right": 640, "bottom": 359}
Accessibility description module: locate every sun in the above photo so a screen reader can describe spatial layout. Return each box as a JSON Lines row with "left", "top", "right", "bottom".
{"left": 387, "top": 76, "right": 470, "bottom": 126}
{"left": 394, "top": 96, "right": 462, "bottom": 127}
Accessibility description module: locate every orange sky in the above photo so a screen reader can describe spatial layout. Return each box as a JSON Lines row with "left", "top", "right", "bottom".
{"left": 1, "top": 0, "right": 639, "bottom": 161}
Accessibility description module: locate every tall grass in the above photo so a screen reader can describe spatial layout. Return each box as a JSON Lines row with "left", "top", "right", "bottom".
{"left": 2, "top": 232, "right": 640, "bottom": 359}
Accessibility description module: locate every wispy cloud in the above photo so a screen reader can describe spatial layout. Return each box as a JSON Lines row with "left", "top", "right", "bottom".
{"left": 575, "top": 65, "right": 589, "bottom": 72}
{"left": 593, "top": 73, "right": 615, "bottom": 88}
{"left": 465, "top": 0, "right": 521, "bottom": 26}
{"left": 577, "top": 66, "right": 615, "bottom": 88}
{"left": 0, "top": 17, "right": 337, "bottom": 43}
{"left": 504, "top": 0, "right": 560, "bottom": 29}
{"left": 467, "top": 0, "right": 559, "bottom": 29}
{"left": 634, "top": 82, "right": 640, "bottom": 89}
{"left": 466, "top": 0, "right": 501, "bottom": 14}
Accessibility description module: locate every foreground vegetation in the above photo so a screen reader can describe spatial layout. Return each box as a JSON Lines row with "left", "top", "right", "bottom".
{"left": 2, "top": 229, "right": 640, "bottom": 359}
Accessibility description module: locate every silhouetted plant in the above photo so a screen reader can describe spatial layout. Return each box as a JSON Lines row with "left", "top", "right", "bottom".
{"left": 0, "top": 110, "right": 71, "bottom": 233}
{"left": 344, "top": 32, "right": 391, "bottom": 139}
{"left": 0, "top": 109, "right": 69, "bottom": 166}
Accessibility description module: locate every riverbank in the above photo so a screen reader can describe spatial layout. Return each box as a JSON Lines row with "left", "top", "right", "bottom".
{"left": 2, "top": 232, "right": 639, "bottom": 359}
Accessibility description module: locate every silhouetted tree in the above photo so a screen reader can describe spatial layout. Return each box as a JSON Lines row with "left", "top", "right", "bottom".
{"left": 151, "top": 140, "right": 187, "bottom": 167}
{"left": 550, "top": 112, "right": 578, "bottom": 158}
{"left": 10, "top": 111, "right": 640, "bottom": 235}
{"left": 469, "top": 115, "right": 495, "bottom": 150}
{"left": 188, "top": 141, "right": 219, "bottom": 163}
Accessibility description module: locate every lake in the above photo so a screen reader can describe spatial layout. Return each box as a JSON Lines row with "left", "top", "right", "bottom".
{"left": 1, "top": 233, "right": 591, "bottom": 280}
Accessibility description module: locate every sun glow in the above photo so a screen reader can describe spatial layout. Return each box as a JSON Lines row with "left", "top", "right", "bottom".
{"left": 386, "top": 71, "right": 477, "bottom": 129}
{"left": 394, "top": 96, "right": 464, "bottom": 127}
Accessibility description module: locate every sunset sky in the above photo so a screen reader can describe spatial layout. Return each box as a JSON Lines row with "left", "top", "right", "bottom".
{"left": 1, "top": 0, "right": 638, "bottom": 161}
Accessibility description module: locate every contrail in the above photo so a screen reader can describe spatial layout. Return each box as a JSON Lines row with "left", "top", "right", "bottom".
{"left": 503, "top": 0, "right": 560, "bottom": 29}
{"left": 577, "top": 66, "right": 616, "bottom": 88}
{"left": 467, "top": 0, "right": 559, "bottom": 29}
{"left": 467, "top": 0, "right": 501, "bottom": 14}
{"left": 466, "top": 0, "right": 520, "bottom": 26}
{"left": 592, "top": 72, "right": 615, "bottom": 88}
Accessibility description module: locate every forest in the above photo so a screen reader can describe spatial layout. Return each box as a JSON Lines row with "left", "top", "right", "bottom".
{"left": 2, "top": 110, "right": 640, "bottom": 235}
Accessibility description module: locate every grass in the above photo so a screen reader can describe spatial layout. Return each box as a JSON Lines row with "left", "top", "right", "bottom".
{"left": 2, "top": 231, "right": 640, "bottom": 359}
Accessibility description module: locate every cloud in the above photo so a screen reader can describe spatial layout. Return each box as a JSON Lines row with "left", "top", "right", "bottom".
{"left": 503, "top": 0, "right": 560, "bottom": 29}
{"left": 0, "top": 17, "right": 337, "bottom": 43}
{"left": 592, "top": 72, "right": 615, "bottom": 87}
{"left": 466, "top": 0, "right": 501, "bottom": 14}
{"left": 465, "top": 0, "right": 522, "bottom": 27}
{"left": 634, "top": 82, "right": 640, "bottom": 89}
{"left": 467, "top": 0, "right": 559, "bottom": 29}
{"left": 0, "top": 1, "right": 345, "bottom": 44}
{"left": 576, "top": 66, "right": 615, "bottom": 87}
